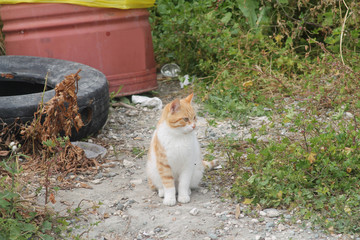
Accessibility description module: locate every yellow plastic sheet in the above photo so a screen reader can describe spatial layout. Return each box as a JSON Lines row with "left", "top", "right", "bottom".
{"left": 0, "top": 0, "right": 155, "bottom": 9}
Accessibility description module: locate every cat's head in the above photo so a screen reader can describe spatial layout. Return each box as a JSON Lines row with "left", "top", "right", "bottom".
{"left": 161, "top": 93, "right": 197, "bottom": 134}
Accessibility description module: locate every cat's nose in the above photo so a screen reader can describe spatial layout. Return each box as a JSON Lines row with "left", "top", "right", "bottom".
{"left": 192, "top": 124, "right": 196, "bottom": 129}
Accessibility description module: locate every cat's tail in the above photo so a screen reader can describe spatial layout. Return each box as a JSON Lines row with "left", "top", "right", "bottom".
{"left": 202, "top": 160, "right": 219, "bottom": 170}
{"left": 147, "top": 177, "right": 157, "bottom": 190}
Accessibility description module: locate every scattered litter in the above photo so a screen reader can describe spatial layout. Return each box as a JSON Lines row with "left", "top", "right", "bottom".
{"left": 179, "top": 74, "right": 194, "bottom": 88}
{"left": 132, "top": 95, "right": 163, "bottom": 110}
{"left": 71, "top": 141, "right": 107, "bottom": 159}
{"left": 214, "top": 165, "right": 223, "bottom": 170}
{"left": 161, "top": 63, "right": 181, "bottom": 77}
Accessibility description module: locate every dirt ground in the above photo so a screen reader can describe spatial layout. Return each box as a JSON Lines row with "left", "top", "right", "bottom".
{"left": 44, "top": 80, "right": 346, "bottom": 240}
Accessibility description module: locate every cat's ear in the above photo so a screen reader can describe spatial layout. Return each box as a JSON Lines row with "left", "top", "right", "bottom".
{"left": 185, "top": 93, "right": 194, "bottom": 103}
{"left": 170, "top": 98, "right": 181, "bottom": 114}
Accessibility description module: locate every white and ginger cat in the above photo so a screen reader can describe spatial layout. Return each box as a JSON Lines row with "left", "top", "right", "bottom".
{"left": 147, "top": 93, "right": 216, "bottom": 206}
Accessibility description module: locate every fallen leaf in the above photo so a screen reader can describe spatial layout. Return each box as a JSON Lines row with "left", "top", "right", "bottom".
{"left": 242, "top": 80, "right": 253, "bottom": 88}
{"left": 307, "top": 152, "right": 316, "bottom": 164}
{"left": 235, "top": 204, "right": 241, "bottom": 219}
{"left": 104, "top": 213, "right": 110, "bottom": 219}
{"left": 344, "top": 205, "right": 351, "bottom": 215}
{"left": 243, "top": 198, "right": 253, "bottom": 205}
{"left": 80, "top": 182, "right": 93, "bottom": 189}
{"left": 49, "top": 193, "right": 56, "bottom": 204}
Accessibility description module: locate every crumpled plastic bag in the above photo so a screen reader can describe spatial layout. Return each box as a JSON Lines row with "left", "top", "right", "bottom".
{"left": 132, "top": 95, "right": 163, "bottom": 110}
{"left": 0, "top": 0, "right": 155, "bottom": 9}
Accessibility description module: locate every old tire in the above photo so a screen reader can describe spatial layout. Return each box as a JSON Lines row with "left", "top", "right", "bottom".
{"left": 0, "top": 55, "right": 109, "bottom": 140}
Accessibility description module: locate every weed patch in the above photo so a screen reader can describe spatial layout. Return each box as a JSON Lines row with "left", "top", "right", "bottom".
{"left": 151, "top": 0, "right": 360, "bottom": 234}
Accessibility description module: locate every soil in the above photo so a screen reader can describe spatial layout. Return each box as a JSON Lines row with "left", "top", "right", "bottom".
{"left": 42, "top": 79, "right": 349, "bottom": 240}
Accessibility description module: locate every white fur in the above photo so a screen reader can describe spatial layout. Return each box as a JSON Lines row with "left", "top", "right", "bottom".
{"left": 147, "top": 122, "right": 204, "bottom": 206}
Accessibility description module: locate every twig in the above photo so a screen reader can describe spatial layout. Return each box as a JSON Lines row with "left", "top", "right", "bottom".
{"left": 254, "top": 65, "right": 290, "bottom": 93}
{"left": 340, "top": 0, "right": 351, "bottom": 66}
{"left": 302, "top": 125, "right": 310, "bottom": 153}
{"left": 112, "top": 102, "right": 137, "bottom": 110}
{"left": 123, "top": 216, "right": 132, "bottom": 236}
{"left": 353, "top": 112, "right": 358, "bottom": 146}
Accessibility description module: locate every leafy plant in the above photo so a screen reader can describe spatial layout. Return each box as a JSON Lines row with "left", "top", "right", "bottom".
{"left": 150, "top": 0, "right": 360, "bottom": 234}
{"left": 0, "top": 148, "right": 54, "bottom": 240}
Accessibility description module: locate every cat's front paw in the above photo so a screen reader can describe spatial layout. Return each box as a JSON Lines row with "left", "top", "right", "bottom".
{"left": 178, "top": 195, "right": 190, "bottom": 203}
{"left": 163, "top": 196, "right": 176, "bottom": 206}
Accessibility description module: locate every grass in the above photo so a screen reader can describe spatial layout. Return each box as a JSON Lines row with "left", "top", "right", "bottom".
{"left": 200, "top": 53, "right": 360, "bottom": 234}
{"left": 150, "top": 0, "right": 360, "bottom": 234}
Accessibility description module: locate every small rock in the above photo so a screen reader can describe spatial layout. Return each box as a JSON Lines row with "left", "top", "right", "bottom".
{"left": 251, "top": 219, "right": 259, "bottom": 223}
{"left": 277, "top": 223, "right": 286, "bottom": 231}
{"left": 123, "top": 159, "right": 135, "bottom": 168}
{"left": 255, "top": 236, "right": 265, "bottom": 240}
{"left": 107, "top": 172, "right": 118, "bottom": 177}
{"left": 264, "top": 208, "right": 281, "bottom": 218}
{"left": 124, "top": 199, "right": 136, "bottom": 208}
{"left": 94, "top": 172, "right": 103, "bottom": 179}
{"left": 208, "top": 233, "right": 218, "bottom": 240}
{"left": 116, "top": 203, "right": 125, "bottom": 210}
{"left": 91, "top": 179, "right": 102, "bottom": 184}
{"left": 125, "top": 110, "right": 138, "bottom": 116}
{"left": 264, "top": 236, "right": 276, "bottom": 240}
{"left": 259, "top": 211, "right": 267, "bottom": 216}
{"left": 189, "top": 208, "right": 199, "bottom": 216}
{"left": 221, "top": 215, "right": 228, "bottom": 221}
{"left": 200, "top": 188, "right": 209, "bottom": 194}
{"left": 130, "top": 178, "right": 143, "bottom": 185}
{"left": 266, "top": 221, "right": 275, "bottom": 229}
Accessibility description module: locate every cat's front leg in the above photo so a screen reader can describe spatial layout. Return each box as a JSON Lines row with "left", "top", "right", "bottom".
{"left": 177, "top": 171, "right": 192, "bottom": 203}
{"left": 163, "top": 187, "right": 176, "bottom": 206}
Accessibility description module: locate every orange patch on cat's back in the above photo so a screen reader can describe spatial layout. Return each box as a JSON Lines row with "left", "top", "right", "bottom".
{"left": 153, "top": 133, "right": 174, "bottom": 188}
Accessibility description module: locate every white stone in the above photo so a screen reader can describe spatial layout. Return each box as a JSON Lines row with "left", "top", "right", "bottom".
{"left": 278, "top": 223, "right": 286, "bottom": 231}
{"left": 264, "top": 208, "right": 281, "bottom": 218}
{"left": 259, "top": 211, "right": 267, "bottom": 216}
{"left": 189, "top": 208, "right": 199, "bottom": 216}
{"left": 130, "top": 178, "right": 143, "bottom": 185}
{"left": 91, "top": 179, "right": 102, "bottom": 184}
{"left": 123, "top": 159, "right": 135, "bottom": 168}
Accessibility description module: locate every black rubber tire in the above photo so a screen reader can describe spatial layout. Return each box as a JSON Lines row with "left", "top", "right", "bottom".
{"left": 0, "top": 55, "right": 109, "bottom": 140}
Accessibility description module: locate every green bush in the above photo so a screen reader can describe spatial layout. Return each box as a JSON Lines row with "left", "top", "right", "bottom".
{"left": 150, "top": 0, "right": 360, "bottom": 120}
{"left": 151, "top": 0, "right": 360, "bottom": 234}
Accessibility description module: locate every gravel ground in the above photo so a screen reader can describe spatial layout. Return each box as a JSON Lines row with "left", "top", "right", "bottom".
{"left": 47, "top": 80, "right": 355, "bottom": 240}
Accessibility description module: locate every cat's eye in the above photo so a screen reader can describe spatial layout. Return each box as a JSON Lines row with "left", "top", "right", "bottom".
{"left": 183, "top": 117, "right": 189, "bottom": 122}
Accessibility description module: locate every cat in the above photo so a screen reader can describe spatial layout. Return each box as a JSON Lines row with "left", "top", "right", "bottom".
{"left": 146, "top": 93, "right": 216, "bottom": 206}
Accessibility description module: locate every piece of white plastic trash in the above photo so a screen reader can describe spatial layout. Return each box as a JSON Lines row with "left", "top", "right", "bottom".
{"left": 131, "top": 95, "right": 163, "bottom": 110}
{"left": 180, "top": 74, "right": 194, "bottom": 88}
